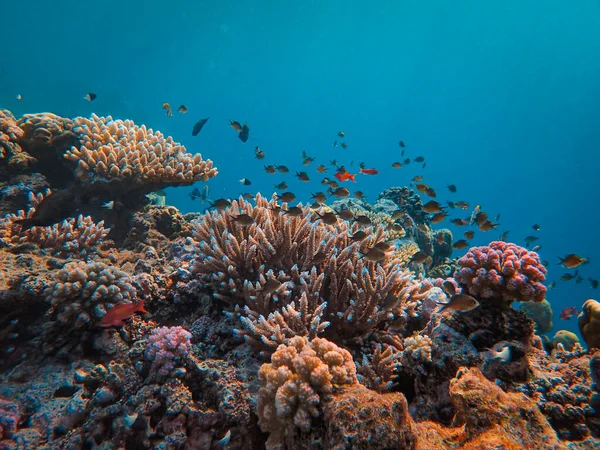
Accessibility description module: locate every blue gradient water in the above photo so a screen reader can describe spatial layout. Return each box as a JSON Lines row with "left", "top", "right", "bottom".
{"left": 2, "top": 1, "right": 599, "bottom": 336}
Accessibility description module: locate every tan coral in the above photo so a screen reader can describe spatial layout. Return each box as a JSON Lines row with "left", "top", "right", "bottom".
{"left": 0, "top": 109, "right": 24, "bottom": 159}
{"left": 579, "top": 299, "right": 600, "bottom": 349}
{"left": 258, "top": 336, "right": 357, "bottom": 449}
{"left": 0, "top": 189, "right": 109, "bottom": 252}
{"left": 65, "top": 113, "right": 217, "bottom": 184}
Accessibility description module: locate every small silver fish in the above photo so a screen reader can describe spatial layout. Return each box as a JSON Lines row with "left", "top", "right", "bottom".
{"left": 102, "top": 201, "right": 114, "bottom": 210}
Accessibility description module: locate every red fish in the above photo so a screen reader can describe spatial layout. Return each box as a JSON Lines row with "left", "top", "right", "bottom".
{"left": 100, "top": 300, "right": 148, "bottom": 327}
{"left": 334, "top": 171, "right": 356, "bottom": 182}
{"left": 559, "top": 307, "right": 578, "bottom": 321}
{"left": 360, "top": 168, "right": 379, "bottom": 175}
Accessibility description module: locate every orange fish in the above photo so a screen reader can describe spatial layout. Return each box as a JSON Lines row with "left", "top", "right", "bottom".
{"left": 559, "top": 307, "right": 578, "bottom": 320}
{"left": 360, "top": 168, "right": 379, "bottom": 175}
{"left": 228, "top": 120, "right": 243, "bottom": 132}
{"left": 334, "top": 171, "right": 356, "bottom": 182}
{"left": 100, "top": 300, "right": 148, "bottom": 327}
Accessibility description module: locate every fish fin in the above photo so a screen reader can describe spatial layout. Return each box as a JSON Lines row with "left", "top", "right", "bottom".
{"left": 136, "top": 300, "right": 148, "bottom": 313}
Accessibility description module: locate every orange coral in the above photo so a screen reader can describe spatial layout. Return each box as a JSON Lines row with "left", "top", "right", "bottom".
{"left": 258, "top": 336, "right": 357, "bottom": 449}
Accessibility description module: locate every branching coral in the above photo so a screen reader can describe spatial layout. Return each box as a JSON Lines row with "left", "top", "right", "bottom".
{"left": 145, "top": 326, "right": 193, "bottom": 377}
{"left": 45, "top": 261, "right": 137, "bottom": 329}
{"left": 0, "top": 189, "right": 109, "bottom": 251}
{"left": 65, "top": 114, "right": 217, "bottom": 184}
{"left": 456, "top": 241, "right": 547, "bottom": 303}
{"left": 357, "top": 343, "right": 402, "bottom": 392}
{"left": 258, "top": 336, "right": 357, "bottom": 448}
{"left": 192, "top": 194, "right": 431, "bottom": 345}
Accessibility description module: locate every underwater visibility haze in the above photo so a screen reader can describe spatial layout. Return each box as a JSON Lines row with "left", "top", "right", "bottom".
{"left": 1, "top": 1, "right": 600, "bottom": 449}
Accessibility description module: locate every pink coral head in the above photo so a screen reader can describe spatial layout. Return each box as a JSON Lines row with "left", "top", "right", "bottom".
{"left": 456, "top": 241, "right": 547, "bottom": 304}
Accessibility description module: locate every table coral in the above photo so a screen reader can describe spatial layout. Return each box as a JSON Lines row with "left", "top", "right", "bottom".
{"left": 258, "top": 336, "right": 357, "bottom": 449}
{"left": 456, "top": 241, "right": 547, "bottom": 304}
{"left": 66, "top": 114, "right": 217, "bottom": 184}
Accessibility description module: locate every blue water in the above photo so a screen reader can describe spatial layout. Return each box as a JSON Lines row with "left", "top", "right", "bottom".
{"left": 2, "top": 0, "right": 599, "bottom": 336}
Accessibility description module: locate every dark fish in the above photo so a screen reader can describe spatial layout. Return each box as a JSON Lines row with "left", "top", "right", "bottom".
{"left": 296, "top": 171, "right": 310, "bottom": 182}
{"left": 316, "top": 165, "right": 327, "bottom": 173}
{"left": 238, "top": 123, "right": 250, "bottom": 142}
{"left": 451, "top": 218, "right": 468, "bottom": 226}
{"left": 464, "top": 230, "right": 475, "bottom": 240}
{"left": 330, "top": 187, "right": 350, "bottom": 198}
{"left": 558, "top": 254, "right": 588, "bottom": 269}
{"left": 337, "top": 209, "right": 354, "bottom": 220}
{"left": 303, "top": 157, "right": 315, "bottom": 166}
{"left": 590, "top": 278, "right": 598, "bottom": 289}
{"left": 209, "top": 199, "right": 231, "bottom": 211}
{"left": 241, "top": 193, "right": 254, "bottom": 200}
{"left": 410, "top": 252, "right": 428, "bottom": 264}
{"left": 13, "top": 189, "right": 77, "bottom": 228}
{"left": 452, "top": 239, "right": 469, "bottom": 250}
{"left": 374, "top": 240, "right": 394, "bottom": 251}
{"left": 228, "top": 120, "right": 243, "bottom": 132}
{"left": 274, "top": 182, "right": 288, "bottom": 190}
{"left": 311, "top": 250, "right": 327, "bottom": 266}
{"left": 354, "top": 215, "right": 372, "bottom": 226}
{"left": 354, "top": 191, "right": 365, "bottom": 199}
{"left": 239, "top": 178, "right": 251, "bottom": 185}
{"left": 337, "top": 131, "right": 345, "bottom": 137}
{"left": 360, "top": 247, "right": 387, "bottom": 262}
{"left": 255, "top": 146, "right": 265, "bottom": 159}
{"left": 311, "top": 192, "right": 327, "bottom": 204}
{"left": 284, "top": 206, "right": 303, "bottom": 217}
{"left": 437, "top": 294, "right": 479, "bottom": 312}
{"left": 350, "top": 230, "right": 368, "bottom": 242}
{"left": 276, "top": 165, "right": 289, "bottom": 173}
{"left": 524, "top": 235, "right": 539, "bottom": 244}
{"left": 423, "top": 200, "right": 443, "bottom": 213}
{"left": 330, "top": 159, "right": 338, "bottom": 166}
{"left": 178, "top": 105, "right": 188, "bottom": 114}
{"left": 447, "top": 184, "right": 457, "bottom": 193}
{"left": 404, "top": 158, "right": 411, "bottom": 165}
{"left": 190, "top": 187, "right": 202, "bottom": 200}
{"left": 340, "top": 142, "right": 348, "bottom": 149}
{"left": 399, "top": 141, "right": 406, "bottom": 148}
{"left": 430, "top": 212, "right": 447, "bottom": 224}
{"left": 84, "top": 92, "right": 97, "bottom": 101}
{"left": 264, "top": 165, "right": 276, "bottom": 174}
{"left": 391, "top": 210, "right": 405, "bottom": 220}
{"left": 316, "top": 211, "right": 337, "bottom": 225}
{"left": 278, "top": 192, "right": 296, "bottom": 203}
{"left": 231, "top": 214, "right": 254, "bottom": 226}
{"left": 191, "top": 117, "right": 210, "bottom": 136}
{"left": 478, "top": 221, "right": 498, "bottom": 231}
{"left": 414, "top": 156, "right": 425, "bottom": 163}
{"left": 532, "top": 224, "right": 541, "bottom": 231}
{"left": 560, "top": 271, "right": 578, "bottom": 281}
{"left": 261, "top": 279, "right": 282, "bottom": 295}
{"left": 498, "top": 230, "right": 510, "bottom": 241}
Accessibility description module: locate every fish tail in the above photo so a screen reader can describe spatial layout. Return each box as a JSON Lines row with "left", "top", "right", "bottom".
{"left": 136, "top": 299, "right": 148, "bottom": 313}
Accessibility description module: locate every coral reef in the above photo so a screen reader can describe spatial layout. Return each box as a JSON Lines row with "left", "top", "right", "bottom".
{"left": 521, "top": 298, "right": 553, "bottom": 334}
{"left": 456, "top": 241, "right": 547, "bottom": 304}
{"left": 145, "top": 326, "right": 193, "bottom": 377}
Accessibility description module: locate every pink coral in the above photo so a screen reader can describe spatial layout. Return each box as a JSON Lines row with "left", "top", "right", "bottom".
{"left": 456, "top": 241, "right": 547, "bottom": 303}
{"left": 145, "top": 326, "right": 193, "bottom": 376}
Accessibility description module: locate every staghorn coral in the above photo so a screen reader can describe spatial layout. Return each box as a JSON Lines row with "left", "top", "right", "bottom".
{"left": 579, "top": 299, "right": 600, "bottom": 349}
{"left": 357, "top": 342, "right": 402, "bottom": 392}
{"left": 44, "top": 260, "right": 137, "bottom": 329}
{"left": 0, "top": 189, "right": 109, "bottom": 252}
{"left": 144, "top": 326, "right": 193, "bottom": 377}
{"left": 65, "top": 114, "right": 217, "bottom": 184}
{"left": 456, "top": 241, "right": 547, "bottom": 304}
{"left": 193, "top": 194, "right": 431, "bottom": 345}
{"left": 258, "top": 336, "right": 357, "bottom": 449}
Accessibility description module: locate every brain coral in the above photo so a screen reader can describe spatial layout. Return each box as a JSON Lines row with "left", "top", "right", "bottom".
{"left": 258, "top": 336, "right": 357, "bottom": 449}
{"left": 456, "top": 241, "right": 547, "bottom": 303}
